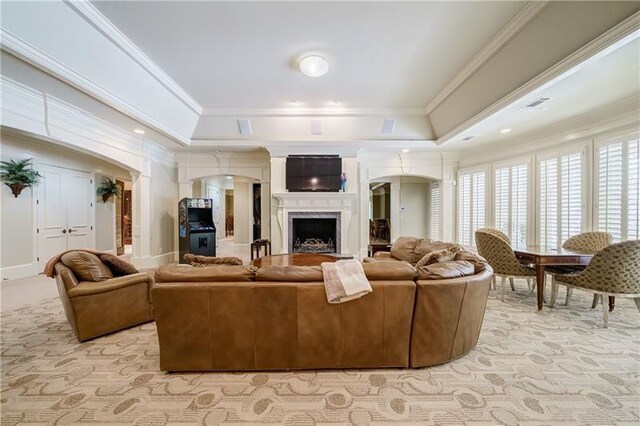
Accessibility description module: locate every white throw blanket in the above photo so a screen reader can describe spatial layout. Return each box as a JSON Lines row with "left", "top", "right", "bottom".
{"left": 321, "top": 259, "right": 373, "bottom": 304}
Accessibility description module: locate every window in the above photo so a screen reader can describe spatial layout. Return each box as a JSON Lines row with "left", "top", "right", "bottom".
{"left": 597, "top": 137, "right": 640, "bottom": 241}
{"left": 494, "top": 164, "right": 528, "bottom": 246}
{"left": 430, "top": 182, "right": 440, "bottom": 240}
{"left": 538, "top": 152, "right": 582, "bottom": 248}
{"left": 457, "top": 171, "right": 485, "bottom": 246}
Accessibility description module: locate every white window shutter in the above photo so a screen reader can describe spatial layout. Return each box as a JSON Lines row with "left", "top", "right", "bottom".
{"left": 430, "top": 182, "right": 440, "bottom": 240}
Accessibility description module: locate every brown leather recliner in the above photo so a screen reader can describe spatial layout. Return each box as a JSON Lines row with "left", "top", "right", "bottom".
{"left": 51, "top": 252, "right": 154, "bottom": 342}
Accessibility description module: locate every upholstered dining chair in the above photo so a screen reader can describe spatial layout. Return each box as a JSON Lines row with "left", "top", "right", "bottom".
{"left": 549, "top": 231, "right": 613, "bottom": 308}
{"left": 552, "top": 240, "right": 640, "bottom": 327}
{"left": 475, "top": 229, "right": 535, "bottom": 300}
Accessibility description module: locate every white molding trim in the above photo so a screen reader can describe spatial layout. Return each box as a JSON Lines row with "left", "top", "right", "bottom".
{"left": 436, "top": 11, "right": 640, "bottom": 145}
{"left": 425, "top": 1, "right": 548, "bottom": 114}
{"left": 0, "top": 262, "right": 40, "bottom": 281}
{"left": 66, "top": 0, "right": 202, "bottom": 115}
{"left": 0, "top": 29, "right": 192, "bottom": 145}
{"left": 202, "top": 107, "right": 427, "bottom": 117}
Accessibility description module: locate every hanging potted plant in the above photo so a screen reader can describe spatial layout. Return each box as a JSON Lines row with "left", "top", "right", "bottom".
{"left": 0, "top": 158, "right": 43, "bottom": 198}
{"left": 96, "top": 177, "right": 121, "bottom": 202}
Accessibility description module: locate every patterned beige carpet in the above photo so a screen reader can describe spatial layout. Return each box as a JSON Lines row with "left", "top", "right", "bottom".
{"left": 1, "top": 286, "right": 639, "bottom": 425}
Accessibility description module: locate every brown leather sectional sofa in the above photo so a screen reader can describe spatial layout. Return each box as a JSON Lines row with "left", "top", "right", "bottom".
{"left": 152, "top": 261, "right": 493, "bottom": 372}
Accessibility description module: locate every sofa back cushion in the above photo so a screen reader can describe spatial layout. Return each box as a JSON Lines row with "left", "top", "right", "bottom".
{"left": 416, "top": 260, "right": 475, "bottom": 280}
{"left": 454, "top": 250, "right": 488, "bottom": 273}
{"left": 256, "top": 266, "right": 323, "bottom": 282}
{"left": 390, "top": 236, "right": 423, "bottom": 263}
{"left": 155, "top": 264, "right": 255, "bottom": 282}
{"left": 61, "top": 251, "right": 113, "bottom": 282}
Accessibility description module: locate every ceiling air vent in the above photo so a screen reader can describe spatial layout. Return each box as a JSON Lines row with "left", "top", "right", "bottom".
{"left": 311, "top": 119, "right": 322, "bottom": 135}
{"left": 381, "top": 118, "right": 396, "bottom": 135}
{"left": 520, "top": 97, "right": 552, "bottom": 110}
{"left": 237, "top": 119, "right": 252, "bottom": 135}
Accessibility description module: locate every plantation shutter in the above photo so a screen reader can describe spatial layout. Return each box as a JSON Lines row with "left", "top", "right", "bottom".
{"left": 597, "top": 137, "right": 640, "bottom": 241}
{"left": 560, "top": 153, "right": 582, "bottom": 242}
{"left": 430, "top": 182, "right": 440, "bottom": 240}
{"left": 494, "top": 164, "right": 528, "bottom": 246}
{"left": 457, "top": 171, "right": 486, "bottom": 246}
{"left": 539, "top": 158, "right": 558, "bottom": 248}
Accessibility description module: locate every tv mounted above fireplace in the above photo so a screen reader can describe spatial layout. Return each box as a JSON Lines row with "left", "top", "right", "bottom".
{"left": 286, "top": 155, "right": 342, "bottom": 192}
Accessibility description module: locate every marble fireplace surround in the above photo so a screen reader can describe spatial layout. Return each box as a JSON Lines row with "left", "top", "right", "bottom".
{"left": 273, "top": 192, "right": 357, "bottom": 255}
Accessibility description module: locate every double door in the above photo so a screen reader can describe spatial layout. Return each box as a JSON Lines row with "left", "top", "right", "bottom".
{"left": 38, "top": 165, "right": 94, "bottom": 265}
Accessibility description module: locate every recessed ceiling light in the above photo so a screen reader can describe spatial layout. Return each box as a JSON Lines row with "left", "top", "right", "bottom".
{"left": 289, "top": 100, "right": 301, "bottom": 106}
{"left": 225, "top": 176, "right": 233, "bottom": 180}
{"left": 299, "top": 55, "right": 329, "bottom": 77}
{"left": 133, "top": 129, "right": 145, "bottom": 135}
{"left": 500, "top": 128, "right": 511, "bottom": 134}
{"left": 331, "top": 100, "right": 341, "bottom": 105}
{"left": 401, "top": 149, "right": 410, "bottom": 153}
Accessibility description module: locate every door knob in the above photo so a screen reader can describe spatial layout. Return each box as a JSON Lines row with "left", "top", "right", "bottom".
{"left": 68, "top": 229, "right": 75, "bottom": 233}
{"left": 61, "top": 229, "right": 67, "bottom": 234}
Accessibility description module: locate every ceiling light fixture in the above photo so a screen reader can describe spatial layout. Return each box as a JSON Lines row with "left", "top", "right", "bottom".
{"left": 225, "top": 176, "right": 233, "bottom": 180}
{"left": 500, "top": 128, "right": 511, "bottom": 134}
{"left": 401, "top": 149, "right": 410, "bottom": 153}
{"left": 299, "top": 55, "right": 329, "bottom": 77}
{"left": 133, "top": 129, "right": 145, "bottom": 135}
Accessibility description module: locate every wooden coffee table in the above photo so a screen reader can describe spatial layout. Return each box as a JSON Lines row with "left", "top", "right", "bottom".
{"left": 251, "top": 253, "right": 339, "bottom": 268}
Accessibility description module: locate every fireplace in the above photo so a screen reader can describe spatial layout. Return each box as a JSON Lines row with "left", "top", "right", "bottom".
{"left": 288, "top": 212, "right": 341, "bottom": 254}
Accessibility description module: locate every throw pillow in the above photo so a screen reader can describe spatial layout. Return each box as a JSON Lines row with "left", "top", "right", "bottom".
{"left": 100, "top": 254, "right": 139, "bottom": 277}
{"left": 415, "top": 248, "right": 458, "bottom": 268}
{"left": 61, "top": 251, "right": 113, "bottom": 282}
{"left": 454, "top": 250, "right": 488, "bottom": 273}
{"left": 183, "top": 253, "right": 243, "bottom": 267}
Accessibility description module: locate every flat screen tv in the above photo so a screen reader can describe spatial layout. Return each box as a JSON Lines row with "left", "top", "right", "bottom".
{"left": 286, "top": 155, "right": 341, "bottom": 192}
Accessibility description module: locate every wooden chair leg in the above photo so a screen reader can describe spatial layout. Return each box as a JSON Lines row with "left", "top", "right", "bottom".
{"left": 602, "top": 296, "right": 609, "bottom": 328}
{"left": 550, "top": 279, "right": 559, "bottom": 308}
{"left": 634, "top": 297, "right": 640, "bottom": 312}
{"left": 509, "top": 277, "right": 515, "bottom": 291}
{"left": 591, "top": 294, "right": 600, "bottom": 309}
{"left": 501, "top": 276, "right": 506, "bottom": 302}
{"left": 565, "top": 287, "right": 573, "bottom": 306}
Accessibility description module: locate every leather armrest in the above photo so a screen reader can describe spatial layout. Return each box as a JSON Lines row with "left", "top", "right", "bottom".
{"left": 68, "top": 273, "right": 153, "bottom": 298}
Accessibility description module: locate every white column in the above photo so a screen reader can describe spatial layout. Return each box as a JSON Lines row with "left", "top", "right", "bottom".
{"left": 130, "top": 166, "right": 151, "bottom": 266}
{"left": 390, "top": 176, "right": 401, "bottom": 242}
{"left": 358, "top": 158, "right": 370, "bottom": 258}
{"left": 441, "top": 156, "right": 458, "bottom": 243}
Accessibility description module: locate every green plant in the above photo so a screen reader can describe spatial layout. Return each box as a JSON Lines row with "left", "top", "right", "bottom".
{"left": 0, "top": 158, "right": 42, "bottom": 197}
{"left": 96, "top": 177, "right": 121, "bottom": 202}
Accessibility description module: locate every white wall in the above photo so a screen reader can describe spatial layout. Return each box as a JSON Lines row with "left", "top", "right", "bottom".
{"left": 0, "top": 133, "right": 130, "bottom": 279}
{"left": 150, "top": 161, "right": 177, "bottom": 257}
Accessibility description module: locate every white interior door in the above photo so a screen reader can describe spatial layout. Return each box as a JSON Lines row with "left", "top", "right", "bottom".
{"left": 206, "top": 185, "right": 221, "bottom": 246}
{"left": 38, "top": 165, "right": 94, "bottom": 264}
{"left": 66, "top": 170, "right": 93, "bottom": 249}
{"left": 39, "top": 165, "right": 68, "bottom": 262}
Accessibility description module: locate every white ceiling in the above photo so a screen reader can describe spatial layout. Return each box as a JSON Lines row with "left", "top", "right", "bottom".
{"left": 91, "top": 1, "right": 525, "bottom": 110}
{"left": 446, "top": 36, "right": 640, "bottom": 149}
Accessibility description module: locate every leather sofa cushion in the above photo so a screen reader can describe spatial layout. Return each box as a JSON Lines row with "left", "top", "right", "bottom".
{"left": 362, "top": 261, "right": 416, "bottom": 280}
{"left": 416, "top": 260, "right": 475, "bottom": 280}
{"left": 414, "top": 240, "right": 463, "bottom": 262}
{"left": 454, "top": 250, "right": 488, "bottom": 273}
{"left": 100, "top": 254, "right": 138, "bottom": 276}
{"left": 256, "top": 266, "right": 323, "bottom": 282}
{"left": 155, "top": 264, "right": 255, "bottom": 282}
{"left": 61, "top": 251, "right": 113, "bottom": 282}
{"left": 390, "top": 237, "right": 422, "bottom": 263}
{"left": 184, "top": 253, "right": 243, "bottom": 267}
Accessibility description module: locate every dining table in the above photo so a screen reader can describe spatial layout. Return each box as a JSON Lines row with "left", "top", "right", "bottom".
{"left": 513, "top": 245, "right": 594, "bottom": 311}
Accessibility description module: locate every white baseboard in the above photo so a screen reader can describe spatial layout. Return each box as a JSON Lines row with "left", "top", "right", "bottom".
{"left": 131, "top": 251, "right": 177, "bottom": 269}
{"left": 0, "top": 262, "right": 40, "bottom": 281}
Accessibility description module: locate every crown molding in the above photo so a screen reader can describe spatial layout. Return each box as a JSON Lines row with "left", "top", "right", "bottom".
{"left": 436, "top": 10, "right": 640, "bottom": 146}
{"left": 65, "top": 0, "right": 202, "bottom": 115}
{"left": 0, "top": 29, "right": 192, "bottom": 145}
{"left": 425, "top": 1, "right": 548, "bottom": 114}
{"left": 201, "top": 107, "right": 427, "bottom": 117}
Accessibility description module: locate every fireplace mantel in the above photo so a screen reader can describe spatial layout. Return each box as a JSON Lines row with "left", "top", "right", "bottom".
{"left": 272, "top": 192, "right": 357, "bottom": 254}
{"left": 272, "top": 192, "right": 357, "bottom": 209}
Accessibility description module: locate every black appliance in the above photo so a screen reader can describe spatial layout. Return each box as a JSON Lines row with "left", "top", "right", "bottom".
{"left": 178, "top": 197, "right": 216, "bottom": 263}
{"left": 286, "top": 155, "right": 341, "bottom": 192}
